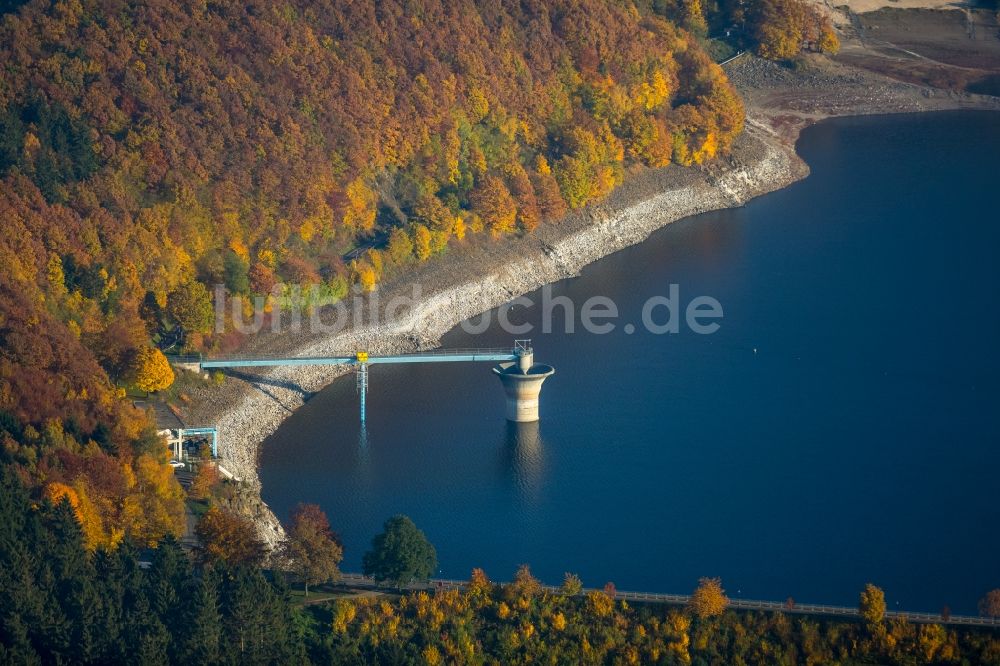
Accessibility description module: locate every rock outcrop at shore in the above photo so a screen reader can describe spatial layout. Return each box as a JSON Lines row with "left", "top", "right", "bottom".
{"left": 183, "top": 123, "right": 806, "bottom": 546}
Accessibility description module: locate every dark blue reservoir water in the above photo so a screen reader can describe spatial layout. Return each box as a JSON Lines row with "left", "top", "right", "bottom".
{"left": 261, "top": 111, "right": 1000, "bottom": 614}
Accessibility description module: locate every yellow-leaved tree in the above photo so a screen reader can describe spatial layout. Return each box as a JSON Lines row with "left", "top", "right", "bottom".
{"left": 342, "top": 178, "right": 377, "bottom": 232}
{"left": 819, "top": 24, "right": 840, "bottom": 54}
{"left": 43, "top": 482, "right": 80, "bottom": 514}
{"left": 412, "top": 224, "right": 433, "bottom": 261}
{"left": 689, "top": 577, "right": 729, "bottom": 619}
{"left": 127, "top": 347, "right": 175, "bottom": 393}
{"left": 131, "top": 453, "right": 186, "bottom": 545}
{"left": 859, "top": 583, "right": 886, "bottom": 625}
{"left": 43, "top": 481, "right": 110, "bottom": 551}
{"left": 387, "top": 227, "right": 414, "bottom": 265}
{"left": 353, "top": 260, "right": 377, "bottom": 293}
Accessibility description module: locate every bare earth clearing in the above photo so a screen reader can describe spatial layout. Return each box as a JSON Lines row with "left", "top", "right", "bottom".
{"left": 837, "top": 5, "right": 1000, "bottom": 95}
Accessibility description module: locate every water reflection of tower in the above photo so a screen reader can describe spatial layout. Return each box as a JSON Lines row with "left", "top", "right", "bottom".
{"left": 500, "top": 420, "right": 545, "bottom": 502}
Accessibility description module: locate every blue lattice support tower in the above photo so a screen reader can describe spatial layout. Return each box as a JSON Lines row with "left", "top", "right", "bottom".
{"left": 199, "top": 341, "right": 553, "bottom": 424}
{"left": 176, "top": 427, "right": 219, "bottom": 458}
{"left": 356, "top": 360, "right": 369, "bottom": 423}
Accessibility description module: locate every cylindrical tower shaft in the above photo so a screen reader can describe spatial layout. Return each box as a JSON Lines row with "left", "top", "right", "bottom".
{"left": 493, "top": 359, "right": 554, "bottom": 422}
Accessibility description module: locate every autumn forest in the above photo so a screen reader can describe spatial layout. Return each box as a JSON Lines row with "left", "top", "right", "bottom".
{"left": 0, "top": 0, "right": 752, "bottom": 544}
{"left": 8, "top": 0, "right": 994, "bottom": 664}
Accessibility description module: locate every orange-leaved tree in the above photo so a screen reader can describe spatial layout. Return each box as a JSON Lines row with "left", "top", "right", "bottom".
{"left": 472, "top": 175, "right": 518, "bottom": 238}
{"left": 281, "top": 503, "right": 343, "bottom": 597}
{"left": 979, "top": 589, "right": 1000, "bottom": 618}
{"left": 195, "top": 506, "right": 266, "bottom": 567}
{"left": 189, "top": 461, "right": 221, "bottom": 501}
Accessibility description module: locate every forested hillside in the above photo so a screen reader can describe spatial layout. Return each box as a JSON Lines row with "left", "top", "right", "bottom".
{"left": 0, "top": 0, "right": 744, "bottom": 542}
{"left": 2, "top": 467, "right": 999, "bottom": 664}
{"left": 1, "top": 0, "right": 743, "bottom": 357}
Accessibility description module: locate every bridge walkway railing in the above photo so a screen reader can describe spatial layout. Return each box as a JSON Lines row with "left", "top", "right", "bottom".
{"left": 332, "top": 573, "right": 1000, "bottom": 628}
{"left": 177, "top": 347, "right": 519, "bottom": 366}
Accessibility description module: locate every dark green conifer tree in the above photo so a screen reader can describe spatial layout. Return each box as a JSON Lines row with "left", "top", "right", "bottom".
{"left": 179, "top": 567, "right": 223, "bottom": 664}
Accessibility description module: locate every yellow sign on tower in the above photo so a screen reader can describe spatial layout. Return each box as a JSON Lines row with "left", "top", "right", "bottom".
{"left": 356, "top": 352, "right": 369, "bottom": 363}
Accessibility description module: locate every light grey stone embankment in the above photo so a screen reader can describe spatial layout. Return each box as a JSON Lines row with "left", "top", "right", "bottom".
{"left": 182, "top": 123, "right": 807, "bottom": 547}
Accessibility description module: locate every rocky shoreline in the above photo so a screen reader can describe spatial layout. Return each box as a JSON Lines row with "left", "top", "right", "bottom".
{"left": 180, "top": 54, "right": 1000, "bottom": 546}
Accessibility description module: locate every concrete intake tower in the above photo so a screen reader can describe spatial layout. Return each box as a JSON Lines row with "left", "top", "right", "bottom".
{"left": 493, "top": 341, "right": 554, "bottom": 422}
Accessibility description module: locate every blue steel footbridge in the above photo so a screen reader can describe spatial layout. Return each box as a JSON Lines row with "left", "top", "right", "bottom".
{"left": 195, "top": 340, "right": 553, "bottom": 424}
